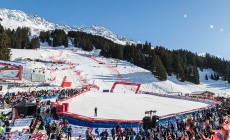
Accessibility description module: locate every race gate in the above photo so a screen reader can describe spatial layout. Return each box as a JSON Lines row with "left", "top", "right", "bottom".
{"left": 110, "top": 81, "right": 141, "bottom": 94}
{"left": 0, "top": 63, "right": 23, "bottom": 80}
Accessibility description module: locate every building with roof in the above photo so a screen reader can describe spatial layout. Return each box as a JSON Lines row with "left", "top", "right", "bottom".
{"left": 189, "top": 91, "right": 215, "bottom": 98}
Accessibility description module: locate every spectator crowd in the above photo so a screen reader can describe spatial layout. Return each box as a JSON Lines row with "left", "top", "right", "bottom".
{"left": 0, "top": 88, "right": 230, "bottom": 139}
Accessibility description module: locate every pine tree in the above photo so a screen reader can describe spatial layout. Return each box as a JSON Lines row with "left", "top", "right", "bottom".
{"left": 214, "top": 73, "right": 219, "bottom": 80}
{"left": 29, "top": 37, "right": 40, "bottom": 49}
{"left": 228, "top": 72, "right": 230, "bottom": 84}
{"left": 191, "top": 67, "right": 199, "bottom": 84}
{"left": 155, "top": 56, "right": 167, "bottom": 81}
{"left": 214, "top": 73, "right": 217, "bottom": 81}
{"left": 216, "top": 74, "right": 220, "bottom": 80}
{"left": 166, "top": 52, "right": 173, "bottom": 76}
{"left": 211, "top": 73, "right": 214, "bottom": 80}
{"left": 0, "top": 24, "right": 3, "bottom": 33}
{"left": 116, "top": 46, "right": 123, "bottom": 60}
{"left": 205, "top": 74, "right": 208, "bottom": 80}
{"left": 63, "top": 34, "right": 68, "bottom": 47}
{"left": 0, "top": 31, "right": 11, "bottom": 60}
{"left": 177, "top": 62, "right": 185, "bottom": 82}
{"left": 149, "top": 50, "right": 157, "bottom": 72}
{"left": 51, "top": 29, "right": 68, "bottom": 47}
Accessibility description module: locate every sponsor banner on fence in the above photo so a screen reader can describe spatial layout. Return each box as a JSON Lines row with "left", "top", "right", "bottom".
{"left": 31, "top": 73, "right": 45, "bottom": 82}
{"left": 0, "top": 70, "right": 19, "bottom": 79}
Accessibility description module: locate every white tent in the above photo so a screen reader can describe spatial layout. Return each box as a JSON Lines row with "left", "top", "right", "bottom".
{"left": 0, "top": 84, "right": 8, "bottom": 95}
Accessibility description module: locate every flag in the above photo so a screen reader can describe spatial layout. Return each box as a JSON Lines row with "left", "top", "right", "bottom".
{"left": 223, "top": 122, "right": 230, "bottom": 130}
{"left": 212, "top": 132, "right": 224, "bottom": 140}
{"left": 212, "top": 130, "right": 224, "bottom": 140}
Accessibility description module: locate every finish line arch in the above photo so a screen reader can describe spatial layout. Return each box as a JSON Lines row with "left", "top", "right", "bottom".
{"left": 0, "top": 63, "right": 23, "bottom": 81}
{"left": 110, "top": 82, "right": 141, "bottom": 94}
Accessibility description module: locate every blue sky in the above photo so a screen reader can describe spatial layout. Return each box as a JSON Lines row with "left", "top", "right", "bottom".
{"left": 1, "top": 0, "right": 230, "bottom": 59}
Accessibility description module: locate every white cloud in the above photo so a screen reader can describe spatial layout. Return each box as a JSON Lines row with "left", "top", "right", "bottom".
{"left": 184, "top": 14, "right": 187, "bottom": 18}
{"left": 220, "top": 28, "right": 224, "bottom": 32}
{"left": 210, "top": 24, "right": 214, "bottom": 29}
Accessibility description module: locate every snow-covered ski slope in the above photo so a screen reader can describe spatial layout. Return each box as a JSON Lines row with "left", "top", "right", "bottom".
{"left": 10, "top": 48, "right": 230, "bottom": 96}
{"left": 68, "top": 91, "right": 209, "bottom": 120}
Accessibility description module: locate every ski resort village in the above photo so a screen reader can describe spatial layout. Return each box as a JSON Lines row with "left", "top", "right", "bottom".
{"left": 0, "top": 6, "right": 230, "bottom": 140}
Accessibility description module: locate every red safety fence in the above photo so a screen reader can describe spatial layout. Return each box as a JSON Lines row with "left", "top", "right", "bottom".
{"left": 0, "top": 63, "right": 23, "bottom": 81}
{"left": 110, "top": 81, "right": 141, "bottom": 94}
{"left": 88, "top": 56, "right": 126, "bottom": 81}
{"left": 48, "top": 50, "right": 100, "bottom": 89}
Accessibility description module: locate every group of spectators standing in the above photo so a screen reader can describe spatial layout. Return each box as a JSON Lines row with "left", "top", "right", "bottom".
{"left": 0, "top": 88, "right": 81, "bottom": 139}
{"left": 133, "top": 97, "right": 230, "bottom": 140}
{"left": 81, "top": 96, "right": 230, "bottom": 140}
{"left": 0, "top": 88, "right": 230, "bottom": 139}
{"left": 0, "top": 88, "right": 80, "bottom": 109}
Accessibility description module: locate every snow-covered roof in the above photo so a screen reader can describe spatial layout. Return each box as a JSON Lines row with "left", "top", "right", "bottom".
{"left": 0, "top": 60, "right": 26, "bottom": 66}
{"left": 190, "top": 91, "right": 215, "bottom": 95}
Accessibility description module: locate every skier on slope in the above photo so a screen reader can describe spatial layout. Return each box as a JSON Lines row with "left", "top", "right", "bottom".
{"left": 94, "top": 107, "right": 98, "bottom": 117}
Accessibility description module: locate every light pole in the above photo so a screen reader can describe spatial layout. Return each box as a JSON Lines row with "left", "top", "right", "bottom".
{"left": 143, "top": 110, "right": 158, "bottom": 130}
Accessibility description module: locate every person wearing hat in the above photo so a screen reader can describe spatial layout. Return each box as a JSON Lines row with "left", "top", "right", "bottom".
{"left": 77, "top": 135, "right": 83, "bottom": 140}
{"left": 67, "top": 125, "right": 72, "bottom": 140}
{"left": 85, "top": 128, "right": 91, "bottom": 140}
{"left": 4, "top": 118, "right": 9, "bottom": 127}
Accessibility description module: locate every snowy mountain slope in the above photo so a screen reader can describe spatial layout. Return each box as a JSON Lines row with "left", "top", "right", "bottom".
{"left": 9, "top": 48, "right": 230, "bottom": 97}
{"left": 0, "top": 8, "right": 139, "bottom": 45}
{"left": 95, "top": 57, "right": 230, "bottom": 95}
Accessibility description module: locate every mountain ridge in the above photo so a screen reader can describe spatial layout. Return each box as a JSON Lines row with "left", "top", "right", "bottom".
{"left": 0, "top": 8, "right": 139, "bottom": 45}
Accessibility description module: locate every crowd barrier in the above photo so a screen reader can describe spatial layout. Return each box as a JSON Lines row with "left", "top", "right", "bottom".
{"left": 38, "top": 95, "right": 57, "bottom": 100}
{"left": 144, "top": 92, "right": 220, "bottom": 105}
{"left": 88, "top": 56, "right": 125, "bottom": 81}
{"left": 61, "top": 112, "right": 142, "bottom": 128}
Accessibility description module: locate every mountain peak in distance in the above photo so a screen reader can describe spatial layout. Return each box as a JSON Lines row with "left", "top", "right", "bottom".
{"left": 0, "top": 8, "right": 140, "bottom": 45}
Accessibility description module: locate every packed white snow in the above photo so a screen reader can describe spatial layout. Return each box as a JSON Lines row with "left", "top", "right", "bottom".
{"left": 7, "top": 48, "right": 230, "bottom": 97}
{"left": 68, "top": 91, "right": 209, "bottom": 120}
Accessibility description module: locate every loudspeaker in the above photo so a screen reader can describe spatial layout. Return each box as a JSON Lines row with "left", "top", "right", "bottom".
{"left": 152, "top": 115, "right": 159, "bottom": 128}
{"left": 143, "top": 116, "right": 151, "bottom": 130}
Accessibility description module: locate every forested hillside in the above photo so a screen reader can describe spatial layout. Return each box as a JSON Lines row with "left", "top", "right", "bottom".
{"left": 40, "top": 29, "right": 230, "bottom": 84}
{"left": 0, "top": 23, "right": 39, "bottom": 60}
